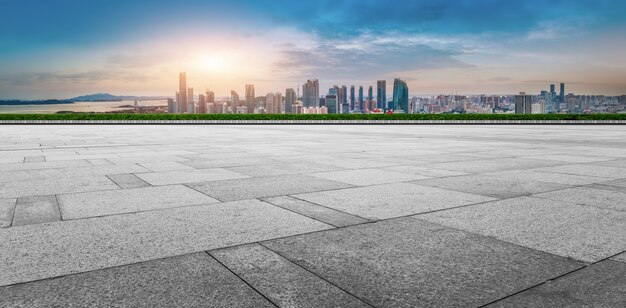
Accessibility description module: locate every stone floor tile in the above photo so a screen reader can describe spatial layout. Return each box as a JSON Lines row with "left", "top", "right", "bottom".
{"left": 227, "top": 162, "right": 344, "bottom": 177}
{"left": 211, "top": 244, "right": 369, "bottom": 308}
{"left": 293, "top": 183, "right": 495, "bottom": 220}
{"left": 533, "top": 164, "right": 626, "bottom": 179}
{"left": 261, "top": 196, "right": 370, "bottom": 227}
{"left": 106, "top": 173, "right": 151, "bottom": 189}
{"left": 309, "top": 168, "right": 429, "bottom": 186}
{"left": 419, "top": 196, "right": 626, "bottom": 263}
{"left": 0, "top": 199, "right": 332, "bottom": 286}
{"left": 0, "top": 199, "right": 16, "bottom": 228}
{"left": 0, "top": 253, "right": 274, "bottom": 308}
{"left": 181, "top": 157, "right": 278, "bottom": 169}
{"left": 426, "top": 157, "right": 560, "bottom": 173}
{"left": 12, "top": 195, "right": 61, "bottom": 226}
{"left": 533, "top": 187, "right": 626, "bottom": 212}
{"left": 0, "top": 176, "right": 120, "bottom": 199}
{"left": 612, "top": 252, "right": 626, "bottom": 263}
{"left": 487, "top": 260, "right": 626, "bottom": 307}
{"left": 482, "top": 169, "right": 612, "bottom": 185}
{"left": 58, "top": 185, "right": 219, "bottom": 219}
{"left": 263, "top": 218, "right": 582, "bottom": 308}
{"left": 413, "top": 174, "right": 571, "bottom": 198}
{"left": 23, "top": 156, "right": 45, "bottom": 163}
{"left": 138, "top": 161, "right": 195, "bottom": 172}
{"left": 383, "top": 165, "right": 468, "bottom": 178}
{"left": 188, "top": 174, "right": 354, "bottom": 202}
{"left": 135, "top": 168, "right": 249, "bottom": 186}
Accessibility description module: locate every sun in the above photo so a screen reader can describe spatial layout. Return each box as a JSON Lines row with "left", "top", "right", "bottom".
{"left": 196, "top": 54, "right": 230, "bottom": 73}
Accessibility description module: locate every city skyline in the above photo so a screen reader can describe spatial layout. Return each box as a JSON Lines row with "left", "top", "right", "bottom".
{"left": 1, "top": 0, "right": 626, "bottom": 99}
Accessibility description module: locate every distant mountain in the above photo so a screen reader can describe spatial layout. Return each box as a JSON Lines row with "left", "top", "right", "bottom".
{"left": 0, "top": 99, "right": 74, "bottom": 105}
{"left": 71, "top": 93, "right": 169, "bottom": 102}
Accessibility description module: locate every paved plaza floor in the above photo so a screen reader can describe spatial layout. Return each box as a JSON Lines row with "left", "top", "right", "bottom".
{"left": 0, "top": 125, "right": 625, "bottom": 307}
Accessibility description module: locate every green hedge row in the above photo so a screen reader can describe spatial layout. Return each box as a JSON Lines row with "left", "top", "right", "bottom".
{"left": 1, "top": 113, "right": 625, "bottom": 121}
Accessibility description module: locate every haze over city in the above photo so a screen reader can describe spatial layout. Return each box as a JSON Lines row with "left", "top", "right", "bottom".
{"left": 1, "top": 0, "right": 626, "bottom": 99}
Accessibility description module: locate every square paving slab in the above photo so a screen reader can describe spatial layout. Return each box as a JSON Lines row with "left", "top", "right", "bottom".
{"left": 419, "top": 196, "right": 626, "bottom": 263}
{"left": 0, "top": 253, "right": 273, "bottom": 308}
{"left": 533, "top": 186, "right": 626, "bottom": 211}
{"left": 263, "top": 218, "right": 582, "bottom": 308}
{"left": 0, "top": 199, "right": 332, "bottom": 286}
{"left": 293, "top": 182, "right": 495, "bottom": 220}
{"left": 210, "top": 244, "right": 369, "bottom": 308}
{"left": 0, "top": 199, "right": 16, "bottom": 228}
{"left": 487, "top": 260, "right": 626, "bottom": 307}
{"left": 188, "top": 174, "right": 354, "bottom": 201}
{"left": 309, "top": 168, "right": 430, "bottom": 186}
{"left": 57, "top": 185, "right": 219, "bottom": 219}
{"left": 135, "top": 168, "right": 250, "bottom": 186}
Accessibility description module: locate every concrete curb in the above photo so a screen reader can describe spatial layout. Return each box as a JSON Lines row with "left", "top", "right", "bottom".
{"left": 1, "top": 120, "right": 626, "bottom": 125}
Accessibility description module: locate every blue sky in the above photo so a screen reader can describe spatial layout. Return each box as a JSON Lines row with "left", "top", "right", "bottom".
{"left": 1, "top": 0, "right": 625, "bottom": 99}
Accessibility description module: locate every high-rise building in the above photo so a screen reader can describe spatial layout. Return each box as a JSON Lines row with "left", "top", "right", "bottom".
{"left": 245, "top": 84, "right": 255, "bottom": 113}
{"left": 285, "top": 88, "right": 296, "bottom": 114}
{"left": 560, "top": 83, "right": 565, "bottom": 104}
{"left": 350, "top": 86, "right": 355, "bottom": 111}
{"left": 302, "top": 79, "right": 320, "bottom": 108}
{"left": 515, "top": 92, "right": 532, "bottom": 114}
{"left": 265, "top": 93, "right": 275, "bottom": 114}
{"left": 377, "top": 80, "right": 387, "bottom": 109}
{"left": 275, "top": 92, "right": 284, "bottom": 114}
{"left": 187, "top": 87, "right": 194, "bottom": 114}
{"left": 326, "top": 88, "right": 338, "bottom": 114}
{"left": 358, "top": 86, "right": 364, "bottom": 111}
{"left": 178, "top": 72, "right": 187, "bottom": 113}
{"left": 206, "top": 91, "right": 215, "bottom": 103}
{"left": 392, "top": 78, "right": 409, "bottom": 113}
{"left": 198, "top": 94, "right": 207, "bottom": 114}
{"left": 167, "top": 98, "right": 176, "bottom": 114}
{"left": 231, "top": 90, "right": 239, "bottom": 114}
{"left": 368, "top": 86, "right": 373, "bottom": 102}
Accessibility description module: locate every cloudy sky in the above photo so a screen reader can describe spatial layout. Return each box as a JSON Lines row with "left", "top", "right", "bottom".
{"left": 1, "top": 0, "right": 625, "bottom": 99}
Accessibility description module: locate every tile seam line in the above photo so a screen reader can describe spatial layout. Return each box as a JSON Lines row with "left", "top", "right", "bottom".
{"left": 285, "top": 195, "right": 373, "bottom": 223}
{"left": 204, "top": 251, "right": 280, "bottom": 308}
{"left": 256, "top": 242, "right": 377, "bottom": 308}
{"left": 255, "top": 198, "right": 338, "bottom": 228}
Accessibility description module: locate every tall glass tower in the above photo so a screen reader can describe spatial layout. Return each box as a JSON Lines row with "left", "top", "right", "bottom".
{"left": 392, "top": 78, "right": 409, "bottom": 113}
{"left": 377, "top": 80, "right": 387, "bottom": 109}
{"left": 358, "top": 86, "right": 364, "bottom": 111}
{"left": 350, "top": 86, "right": 355, "bottom": 111}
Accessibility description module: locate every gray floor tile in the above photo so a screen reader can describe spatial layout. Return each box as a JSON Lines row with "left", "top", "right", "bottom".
{"left": 227, "top": 162, "right": 344, "bottom": 177}
{"left": 534, "top": 187, "right": 626, "bottom": 212}
{"left": 0, "top": 199, "right": 16, "bottom": 228}
{"left": 309, "top": 168, "right": 429, "bottom": 186}
{"left": 0, "top": 176, "right": 121, "bottom": 199}
{"left": 426, "top": 157, "right": 560, "bottom": 173}
{"left": 383, "top": 165, "right": 468, "bottom": 178}
{"left": 293, "top": 183, "right": 495, "bottom": 220}
{"left": 135, "top": 168, "right": 249, "bottom": 186}
{"left": 263, "top": 218, "right": 582, "bottom": 308}
{"left": 107, "top": 173, "right": 151, "bottom": 189}
{"left": 0, "top": 199, "right": 332, "bottom": 286}
{"left": 138, "top": 161, "right": 195, "bottom": 172}
{"left": 211, "top": 244, "right": 369, "bottom": 308}
{"left": 188, "top": 174, "right": 354, "bottom": 202}
{"left": 414, "top": 174, "right": 571, "bottom": 198}
{"left": 261, "top": 196, "right": 369, "bottom": 227}
{"left": 23, "top": 156, "right": 45, "bottom": 163}
{"left": 182, "top": 157, "right": 278, "bottom": 169}
{"left": 521, "top": 154, "right": 616, "bottom": 163}
{"left": 12, "top": 195, "right": 61, "bottom": 226}
{"left": 487, "top": 260, "right": 626, "bottom": 307}
{"left": 419, "top": 197, "right": 626, "bottom": 263}
{"left": 58, "top": 185, "right": 219, "bottom": 219}
{"left": 0, "top": 253, "right": 273, "bottom": 308}
{"left": 482, "top": 169, "right": 612, "bottom": 185}
{"left": 533, "top": 164, "right": 626, "bottom": 179}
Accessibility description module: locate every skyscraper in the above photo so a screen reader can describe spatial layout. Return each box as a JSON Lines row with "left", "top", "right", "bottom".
{"left": 167, "top": 98, "right": 176, "bottom": 114}
{"left": 245, "top": 84, "right": 255, "bottom": 113}
{"left": 206, "top": 91, "right": 215, "bottom": 103}
{"left": 377, "top": 80, "right": 387, "bottom": 109}
{"left": 350, "top": 86, "right": 355, "bottom": 111}
{"left": 178, "top": 72, "right": 187, "bottom": 113}
{"left": 368, "top": 86, "right": 373, "bottom": 102}
{"left": 187, "top": 87, "right": 194, "bottom": 114}
{"left": 198, "top": 94, "right": 207, "bottom": 114}
{"left": 285, "top": 88, "right": 296, "bottom": 114}
{"left": 326, "top": 88, "right": 338, "bottom": 114}
{"left": 559, "top": 83, "right": 565, "bottom": 104}
{"left": 392, "top": 78, "right": 409, "bottom": 113}
{"left": 231, "top": 90, "right": 239, "bottom": 113}
{"left": 302, "top": 79, "right": 320, "bottom": 108}
{"left": 358, "top": 86, "right": 364, "bottom": 111}
{"left": 515, "top": 92, "right": 532, "bottom": 114}
{"left": 266, "top": 93, "right": 275, "bottom": 114}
